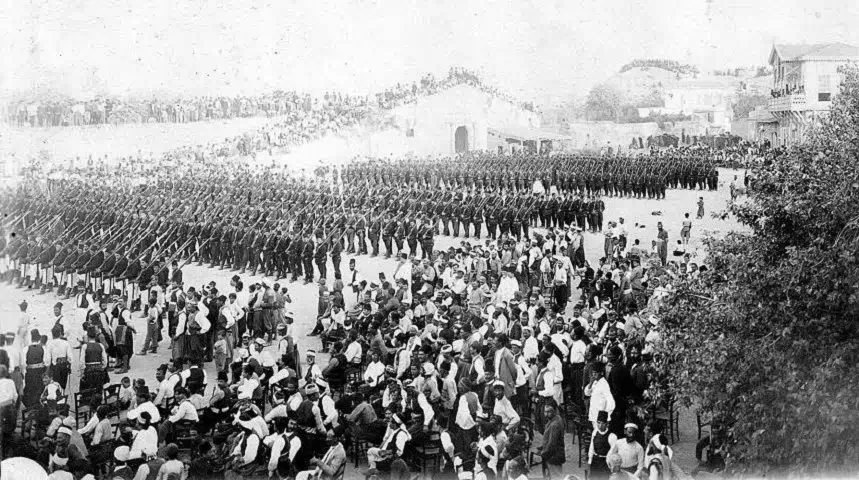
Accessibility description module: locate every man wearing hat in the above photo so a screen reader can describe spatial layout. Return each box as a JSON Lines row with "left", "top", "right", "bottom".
{"left": 110, "top": 445, "right": 135, "bottom": 479}
{"left": 78, "top": 326, "right": 109, "bottom": 393}
{"left": 22, "top": 329, "right": 47, "bottom": 408}
{"left": 51, "top": 302, "right": 69, "bottom": 342}
{"left": 490, "top": 379, "right": 520, "bottom": 432}
{"left": 293, "top": 383, "right": 327, "bottom": 459}
{"left": 539, "top": 399, "right": 566, "bottom": 479}
{"left": 588, "top": 410, "right": 616, "bottom": 480}
{"left": 367, "top": 411, "right": 412, "bottom": 470}
{"left": 607, "top": 422, "right": 645, "bottom": 477}
{"left": 46, "top": 323, "right": 73, "bottom": 390}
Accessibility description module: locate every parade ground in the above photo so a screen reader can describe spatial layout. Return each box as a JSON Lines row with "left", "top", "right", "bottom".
{"left": 0, "top": 165, "right": 744, "bottom": 478}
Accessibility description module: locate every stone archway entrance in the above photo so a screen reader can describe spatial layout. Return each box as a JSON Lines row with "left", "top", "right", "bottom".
{"left": 455, "top": 126, "right": 469, "bottom": 153}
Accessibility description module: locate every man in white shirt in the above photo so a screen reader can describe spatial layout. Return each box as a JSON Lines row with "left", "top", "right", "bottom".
{"left": 127, "top": 413, "right": 159, "bottom": 461}
{"left": 490, "top": 381, "right": 520, "bottom": 432}
{"left": 46, "top": 326, "right": 73, "bottom": 389}
{"left": 264, "top": 421, "right": 302, "bottom": 477}
{"left": 158, "top": 386, "right": 200, "bottom": 443}
{"left": 343, "top": 331, "right": 363, "bottom": 370}
{"left": 363, "top": 350, "right": 386, "bottom": 388}
{"left": 127, "top": 389, "right": 161, "bottom": 423}
{"left": 584, "top": 363, "right": 615, "bottom": 430}
{"left": 367, "top": 413, "right": 412, "bottom": 469}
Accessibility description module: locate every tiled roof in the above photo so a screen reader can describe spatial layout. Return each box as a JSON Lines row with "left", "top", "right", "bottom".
{"left": 770, "top": 43, "right": 859, "bottom": 63}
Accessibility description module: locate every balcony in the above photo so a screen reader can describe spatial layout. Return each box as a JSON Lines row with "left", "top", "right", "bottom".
{"left": 768, "top": 93, "right": 833, "bottom": 112}
{"left": 768, "top": 94, "right": 808, "bottom": 112}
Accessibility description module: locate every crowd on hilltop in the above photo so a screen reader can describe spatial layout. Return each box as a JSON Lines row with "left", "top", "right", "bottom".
{"left": 2, "top": 68, "right": 535, "bottom": 129}
{"left": 2, "top": 92, "right": 369, "bottom": 129}
{"left": 375, "top": 68, "right": 536, "bottom": 112}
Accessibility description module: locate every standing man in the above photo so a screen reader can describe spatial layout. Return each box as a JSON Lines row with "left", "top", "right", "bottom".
{"left": 302, "top": 234, "right": 315, "bottom": 285}
{"left": 607, "top": 423, "right": 645, "bottom": 478}
{"left": 330, "top": 234, "right": 343, "bottom": 279}
{"left": 46, "top": 325, "right": 73, "bottom": 390}
{"left": 22, "top": 329, "right": 47, "bottom": 408}
{"left": 314, "top": 236, "right": 329, "bottom": 281}
{"left": 79, "top": 327, "right": 109, "bottom": 392}
{"left": 540, "top": 399, "right": 566, "bottom": 479}
{"left": 656, "top": 222, "right": 669, "bottom": 266}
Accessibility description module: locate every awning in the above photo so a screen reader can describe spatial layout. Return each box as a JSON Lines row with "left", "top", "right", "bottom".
{"left": 488, "top": 125, "right": 570, "bottom": 142}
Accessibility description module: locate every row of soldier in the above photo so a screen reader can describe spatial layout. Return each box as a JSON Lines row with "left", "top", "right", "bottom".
{"left": 343, "top": 151, "right": 721, "bottom": 197}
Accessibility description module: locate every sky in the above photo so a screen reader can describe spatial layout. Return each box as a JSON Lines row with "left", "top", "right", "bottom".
{"left": 1, "top": 0, "right": 858, "bottom": 104}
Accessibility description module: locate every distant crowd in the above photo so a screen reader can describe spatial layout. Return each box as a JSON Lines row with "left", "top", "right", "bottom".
{"left": 3, "top": 67, "right": 534, "bottom": 129}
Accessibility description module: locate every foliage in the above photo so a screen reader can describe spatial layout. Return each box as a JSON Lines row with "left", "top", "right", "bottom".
{"left": 732, "top": 93, "right": 770, "bottom": 119}
{"left": 619, "top": 59, "right": 699, "bottom": 76}
{"left": 656, "top": 65, "right": 859, "bottom": 474}
{"left": 619, "top": 111, "right": 690, "bottom": 126}
{"left": 584, "top": 83, "right": 623, "bottom": 121}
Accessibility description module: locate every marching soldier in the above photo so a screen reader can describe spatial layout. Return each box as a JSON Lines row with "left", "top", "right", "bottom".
{"left": 301, "top": 233, "right": 315, "bottom": 284}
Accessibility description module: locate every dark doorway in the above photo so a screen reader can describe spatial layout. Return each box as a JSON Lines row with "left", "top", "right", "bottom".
{"left": 455, "top": 126, "right": 469, "bottom": 153}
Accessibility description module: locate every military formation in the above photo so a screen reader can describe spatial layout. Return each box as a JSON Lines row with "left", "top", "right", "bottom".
{"left": 344, "top": 151, "right": 720, "bottom": 195}
{"left": 0, "top": 149, "right": 718, "bottom": 307}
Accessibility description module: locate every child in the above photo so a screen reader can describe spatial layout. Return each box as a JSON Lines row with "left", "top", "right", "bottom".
{"left": 118, "top": 376, "right": 136, "bottom": 412}
{"left": 213, "top": 330, "right": 228, "bottom": 373}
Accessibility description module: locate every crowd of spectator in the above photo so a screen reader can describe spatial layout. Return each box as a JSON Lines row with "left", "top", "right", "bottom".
{"left": 3, "top": 68, "right": 535, "bottom": 129}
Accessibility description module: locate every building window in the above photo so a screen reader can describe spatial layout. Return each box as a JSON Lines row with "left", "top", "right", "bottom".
{"left": 818, "top": 75, "right": 831, "bottom": 101}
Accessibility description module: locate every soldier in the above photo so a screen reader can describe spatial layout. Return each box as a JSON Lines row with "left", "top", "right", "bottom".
{"left": 382, "top": 213, "right": 396, "bottom": 259}
{"left": 499, "top": 205, "right": 512, "bottom": 239}
{"left": 472, "top": 200, "right": 483, "bottom": 240}
{"left": 301, "top": 233, "right": 315, "bottom": 284}
{"left": 485, "top": 203, "right": 498, "bottom": 240}
{"left": 406, "top": 218, "right": 420, "bottom": 257}
{"left": 450, "top": 200, "right": 462, "bottom": 238}
{"left": 330, "top": 233, "right": 343, "bottom": 279}
{"left": 288, "top": 234, "right": 303, "bottom": 283}
{"left": 314, "top": 235, "right": 328, "bottom": 281}
{"left": 345, "top": 209, "right": 356, "bottom": 254}
{"left": 421, "top": 217, "right": 435, "bottom": 260}
{"left": 393, "top": 216, "right": 406, "bottom": 256}
{"left": 368, "top": 213, "right": 381, "bottom": 257}
{"left": 441, "top": 199, "right": 453, "bottom": 236}
{"left": 461, "top": 198, "right": 474, "bottom": 239}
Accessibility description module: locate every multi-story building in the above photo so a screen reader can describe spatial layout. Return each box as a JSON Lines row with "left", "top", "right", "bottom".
{"left": 764, "top": 43, "right": 858, "bottom": 145}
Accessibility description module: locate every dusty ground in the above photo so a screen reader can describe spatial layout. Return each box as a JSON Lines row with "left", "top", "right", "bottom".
{"left": 0, "top": 169, "right": 743, "bottom": 478}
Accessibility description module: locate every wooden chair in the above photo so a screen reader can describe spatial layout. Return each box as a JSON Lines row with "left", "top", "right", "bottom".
{"left": 411, "top": 431, "right": 443, "bottom": 477}
{"left": 73, "top": 389, "right": 102, "bottom": 428}
{"left": 576, "top": 419, "right": 593, "bottom": 468}
{"left": 654, "top": 397, "right": 680, "bottom": 444}
{"left": 174, "top": 419, "right": 199, "bottom": 454}
{"left": 103, "top": 384, "right": 121, "bottom": 414}
{"left": 351, "top": 435, "right": 371, "bottom": 468}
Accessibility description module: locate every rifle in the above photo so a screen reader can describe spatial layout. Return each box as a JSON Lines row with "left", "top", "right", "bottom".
{"left": 148, "top": 237, "right": 198, "bottom": 280}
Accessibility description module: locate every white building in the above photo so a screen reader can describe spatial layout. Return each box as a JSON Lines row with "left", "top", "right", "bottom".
{"left": 662, "top": 76, "right": 739, "bottom": 131}
{"left": 389, "top": 84, "right": 553, "bottom": 155}
{"left": 763, "top": 43, "right": 859, "bottom": 145}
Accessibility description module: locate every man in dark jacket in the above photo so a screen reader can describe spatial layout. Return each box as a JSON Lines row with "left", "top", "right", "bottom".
{"left": 540, "top": 399, "right": 565, "bottom": 479}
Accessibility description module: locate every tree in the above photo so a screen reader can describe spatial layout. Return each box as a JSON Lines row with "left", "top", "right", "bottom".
{"left": 585, "top": 83, "right": 623, "bottom": 121}
{"left": 732, "top": 93, "right": 769, "bottom": 119}
{"left": 657, "top": 65, "right": 859, "bottom": 474}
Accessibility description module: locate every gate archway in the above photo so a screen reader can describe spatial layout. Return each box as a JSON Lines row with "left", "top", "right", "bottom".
{"left": 455, "top": 126, "right": 469, "bottom": 153}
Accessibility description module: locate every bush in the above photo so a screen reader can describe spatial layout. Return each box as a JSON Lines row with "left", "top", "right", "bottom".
{"left": 656, "top": 65, "right": 859, "bottom": 474}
